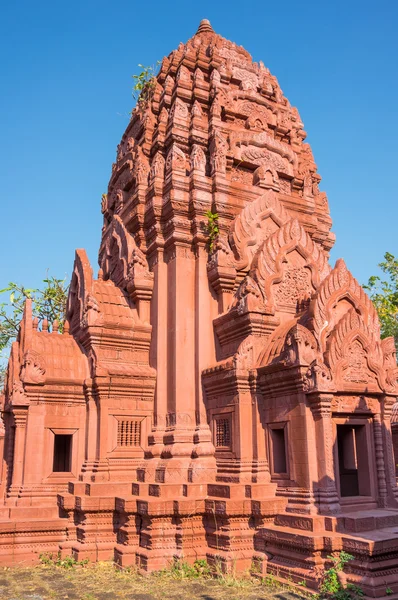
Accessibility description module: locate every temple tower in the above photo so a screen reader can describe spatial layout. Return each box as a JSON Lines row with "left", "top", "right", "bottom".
{"left": 1, "top": 20, "right": 398, "bottom": 597}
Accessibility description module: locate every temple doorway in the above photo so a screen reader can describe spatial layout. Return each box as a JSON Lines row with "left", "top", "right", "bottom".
{"left": 336, "top": 423, "right": 372, "bottom": 498}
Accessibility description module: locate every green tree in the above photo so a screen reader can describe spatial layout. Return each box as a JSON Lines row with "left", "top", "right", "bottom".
{"left": 0, "top": 277, "right": 69, "bottom": 387}
{"left": 365, "top": 252, "right": 398, "bottom": 349}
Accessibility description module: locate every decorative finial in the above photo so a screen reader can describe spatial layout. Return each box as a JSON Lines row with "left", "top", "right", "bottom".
{"left": 196, "top": 19, "right": 214, "bottom": 34}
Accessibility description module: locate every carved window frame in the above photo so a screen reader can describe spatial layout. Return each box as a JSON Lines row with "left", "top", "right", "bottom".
{"left": 211, "top": 411, "right": 234, "bottom": 455}
{"left": 110, "top": 414, "right": 147, "bottom": 455}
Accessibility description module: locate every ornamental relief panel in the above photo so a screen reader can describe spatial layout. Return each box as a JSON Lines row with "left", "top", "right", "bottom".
{"left": 273, "top": 264, "right": 313, "bottom": 310}
{"left": 330, "top": 395, "right": 380, "bottom": 415}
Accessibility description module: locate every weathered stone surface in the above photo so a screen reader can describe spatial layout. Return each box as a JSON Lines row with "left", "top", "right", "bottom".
{"left": 1, "top": 19, "right": 398, "bottom": 597}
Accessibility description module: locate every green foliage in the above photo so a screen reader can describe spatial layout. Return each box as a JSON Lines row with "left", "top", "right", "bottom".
{"left": 364, "top": 252, "right": 398, "bottom": 350}
{"left": 0, "top": 276, "right": 69, "bottom": 388}
{"left": 0, "top": 276, "right": 68, "bottom": 354}
{"left": 386, "top": 588, "right": 394, "bottom": 596}
{"left": 159, "top": 558, "right": 211, "bottom": 580}
{"left": 205, "top": 210, "right": 219, "bottom": 252}
{"left": 132, "top": 63, "right": 160, "bottom": 108}
{"left": 319, "top": 552, "right": 363, "bottom": 599}
{"left": 39, "top": 552, "right": 88, "bottom": 569}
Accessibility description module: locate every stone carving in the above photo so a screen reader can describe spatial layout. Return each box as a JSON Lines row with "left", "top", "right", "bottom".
{"left": 81, "top": 293, "right": 101, "bottom": 329}
{"left": 280, "top": 324, "right": 318, "bottom": 367}
{"left": 274, "top": 265, "right": 313, "bottom": 307}
{"left": 177, "top": 65, "right": 191, "bottom": 82}
{"left": 210, "top": 131, "right": 228, "bottom": 175}
{"left": 381, "top": 337, "right": 398, "bottom": 392}
{"left": 229, "top": 191, "right": 290, "bottom": 270}
{"left": 309, "top": 258, "right": 380, "bottom": 353}
{"left": 166, "top": 143, "right": 186, "bottom": 173}
{"left": 2, "top": 21, "right": 397, "bottom": 593}
{"left": 326, "top": 308, "right": 383, "bottom": 391}
{"left": 133, "top": 147, "right": 149, "bottom": 185}
{"left": 99, "top": 215, "right": 153, "bottom": 294}
{"left": 193, "top": 67, "right": 204, "bottom": 82}
{"left": 191, "top": 100, "right": 203, "bottom": 118}
{"left": 190, "top": 144, "right": 206, "bottom": 173}
{"left": 303, "top": 359, "right": 334, "bottom": 393}
{"left": 150, "top": 152, "right": 165, "bottom": 181}
{"left": 169, "top": 97, "right": 189, "bottom": 120}
{"left": 249, "top": 218, "right": 330, "bottom": 313}
{"left": 20, "top": 350, "right": 46, "bottom": 384}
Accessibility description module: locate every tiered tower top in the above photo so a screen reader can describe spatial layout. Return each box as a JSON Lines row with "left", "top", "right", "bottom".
{"left": 99, "top": 19, "right": 334, "bottom": 282}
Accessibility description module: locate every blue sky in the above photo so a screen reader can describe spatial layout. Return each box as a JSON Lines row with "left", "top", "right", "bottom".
{"left": 1, "top": 0, "right": 397, "bottom": 293}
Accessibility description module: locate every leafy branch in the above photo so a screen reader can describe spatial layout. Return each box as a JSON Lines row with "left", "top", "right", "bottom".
{"left": 205, "top": 210, "right": 219, "bottom": 252}
{"left": 364, "top": 252, "right": 398, "bottom": 350}
{"left": 0, "top": 276, "right": 69, "bottom": 355}
{"left": 132, "top": 63, "right": 160, "bottom": 108}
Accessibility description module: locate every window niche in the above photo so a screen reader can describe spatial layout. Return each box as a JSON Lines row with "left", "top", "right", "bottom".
{"left": 269, "top": 423, "right": 289, "bottom": 478}
{"left": 53, "top": 434, "right": 73, "bottom": 473}
{"left": 213, "top": 415, "right": 232, "bottom": 451}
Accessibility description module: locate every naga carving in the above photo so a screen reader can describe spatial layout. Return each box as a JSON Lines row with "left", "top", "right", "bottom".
{"left": 229, "top": 191, "right": 290, "bottom": 270}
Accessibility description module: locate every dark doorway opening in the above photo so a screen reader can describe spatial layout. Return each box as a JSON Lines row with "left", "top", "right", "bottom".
{"left": 337, "top": 424, "right": 371, "bottom": 497}
{"left": 53, "top": 434, "right": 72, "bottom": 472}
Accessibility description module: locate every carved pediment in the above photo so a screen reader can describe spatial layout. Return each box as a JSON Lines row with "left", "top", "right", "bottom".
{"left": 308, "top": 259, "right": 380, "bottom": 354}
{"left": 248, "top": 218, "right": 330, "bottom": 315}
{"left": 326, "top": 308, "right": 383, "bottom": 392}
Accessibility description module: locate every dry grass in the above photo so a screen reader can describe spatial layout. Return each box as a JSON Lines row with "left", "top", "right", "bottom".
{"left": 0, "top": 560, "right": 304, "bottom": 600}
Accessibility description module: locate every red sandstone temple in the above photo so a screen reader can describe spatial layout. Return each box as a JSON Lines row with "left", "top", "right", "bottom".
{"left": 1, "top": 19, "right": 398, "bottom": 598}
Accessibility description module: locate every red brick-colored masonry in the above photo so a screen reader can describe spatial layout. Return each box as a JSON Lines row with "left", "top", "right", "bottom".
{"left": 1, "top": 19, "right": 398, "bottom": 598}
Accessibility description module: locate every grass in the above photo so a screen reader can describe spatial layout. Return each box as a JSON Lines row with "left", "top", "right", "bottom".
{"left": 0, "top": 559, "right": 305, "bottom": 600}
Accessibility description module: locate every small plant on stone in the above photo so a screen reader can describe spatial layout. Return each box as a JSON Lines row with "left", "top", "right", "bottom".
{"left": 132, "top": 63, "right": 160, "bottom": 108}
{"left": 386, "top": 588, "right": 393, "bottom": 596}
{"left": 205, "top": 210, "right": 219, "bottom": 252}
{"left": 319, "top": 552, "right": 363, "bottom": 599}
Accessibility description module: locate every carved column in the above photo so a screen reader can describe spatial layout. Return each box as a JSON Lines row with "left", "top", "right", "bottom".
{"left": 148, "top": 249, "right": 168, "bottom": 460}
{"left": 0, "top": 415, "right": 6, "bottom": 501}
{"left": 307, "top": 393, "right": 340, "bottom": 514}
{"left": 381, "top": 397, "right": 398, "bottom": 505}
{"left": 190, "top": 243, "right": 217, "bottom": 483}
{"left": 373, "top": 411, "right": 388, "bottom": 507}
{"left": 10, "top": 408, "right": 28, "bottom": 490}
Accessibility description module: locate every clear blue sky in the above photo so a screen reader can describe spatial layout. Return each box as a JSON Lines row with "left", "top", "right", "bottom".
{"left": 1, "top": 0, "right": 397, "bottom": 292}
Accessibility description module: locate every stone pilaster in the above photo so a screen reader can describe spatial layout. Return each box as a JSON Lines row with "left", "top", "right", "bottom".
{"left": 307, "top": 393, "right": 340, "bottom": 514}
